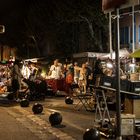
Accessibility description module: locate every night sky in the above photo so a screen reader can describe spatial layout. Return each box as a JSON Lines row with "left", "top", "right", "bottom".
{"left": 0, "top": 0, "right": 29, "bottom": 46}
{"left": 0, "top": 0, "right": 104, "bottom": 58}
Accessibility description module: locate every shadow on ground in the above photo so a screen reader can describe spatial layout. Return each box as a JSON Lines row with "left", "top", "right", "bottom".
{"left": 0, "top": 98, "right": 18, "bottom": 107}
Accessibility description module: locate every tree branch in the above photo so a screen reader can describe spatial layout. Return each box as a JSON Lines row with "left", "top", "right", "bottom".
{"left": 79, "top": 15, "right": 94, "bottom": 39}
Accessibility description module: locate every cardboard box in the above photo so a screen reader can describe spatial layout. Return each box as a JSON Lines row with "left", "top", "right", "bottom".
{"left": 124, "top": 98, "right": 140, "bottom": 119}
{"left": 121, "top": 114, "right": 135, "bottom": 136}
{"left": 130, "top": 73, "right": 139, "bottom": 81}
{"left": 133, "top": 100, "right": 140, "bottom": 118}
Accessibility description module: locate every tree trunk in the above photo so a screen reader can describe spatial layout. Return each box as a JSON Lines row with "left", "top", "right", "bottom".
{"left": 80, "top": 15, "right": 103, "bottom": 52}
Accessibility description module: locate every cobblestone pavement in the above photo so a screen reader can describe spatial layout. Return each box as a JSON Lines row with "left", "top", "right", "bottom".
{"left": 4, "top": 105, "right": 76, "bottom": 140}
{"left": 0, "top": 107, "right": 40, "bottom": 140}
{"left": 0, "top": 97, "right": 104, "bottom": 140}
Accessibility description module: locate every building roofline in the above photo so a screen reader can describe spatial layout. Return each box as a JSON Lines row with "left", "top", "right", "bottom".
{"left": 103, "top": 0, "right": 140, "bottom": 13}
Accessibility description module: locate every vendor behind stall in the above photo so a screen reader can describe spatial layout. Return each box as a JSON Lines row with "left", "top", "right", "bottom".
{"left": 93, "top": 58, "right": 104, "bottom": 86}
{"left": 48, "top": 59, "right": 63, "bottom": 79}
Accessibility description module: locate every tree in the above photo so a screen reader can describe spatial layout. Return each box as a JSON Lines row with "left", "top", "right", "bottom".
{"left": 0, "top": 0, "right": 109, "bottom": 58}
{"left": 24, "top": 0, "right": 108, "bottom": 56}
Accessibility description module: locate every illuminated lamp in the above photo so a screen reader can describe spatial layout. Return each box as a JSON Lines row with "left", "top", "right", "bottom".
{"left": 106, "top": 62, "right": 113, "bottom": 69}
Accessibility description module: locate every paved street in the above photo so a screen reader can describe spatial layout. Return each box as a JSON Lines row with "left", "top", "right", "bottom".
{"left": 0, "top": 106, "right": 40, "bottom": 140}
{"left": 0, "top": 96, "right": 109, "bottom": 140}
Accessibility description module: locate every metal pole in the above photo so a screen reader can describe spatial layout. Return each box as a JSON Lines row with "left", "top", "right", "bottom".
{"left": 132, "top": 5, "right": 135, "bottom": 64}
{"left": 109, "top": 12, "right": 113, "bottom": 59}
{"left": 116, "top": 8, "right": 122, "bottom": 140}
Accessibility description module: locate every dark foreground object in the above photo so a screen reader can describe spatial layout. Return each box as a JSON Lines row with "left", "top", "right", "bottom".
{"left": 7, "top": 93, "right": 14, "bottom": 100}
{"left": 83, "top": 128, "right": 101, "bottom": 140}
{"left": 49, "top": 112, "right": 62, "bottom": 126}
{"left": 32, "top": 103, "right": 43, "bottom": 114}
{"left": 65, "top": 96, "right": 73, "bottom": 104}
{"left": 20, "top": 99, "right": 29, "bottom": 107}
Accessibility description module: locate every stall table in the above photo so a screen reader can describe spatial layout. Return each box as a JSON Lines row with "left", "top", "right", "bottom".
{"left": 46, "top": 78, "right": 65, "bottom": 93}
{"left": 100, "top": 85, "right": 140, "bottom": 119}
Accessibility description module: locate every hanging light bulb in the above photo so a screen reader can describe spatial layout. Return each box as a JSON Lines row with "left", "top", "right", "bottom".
{"left": 106, "top": 62, "right": 113, "bottom": 69}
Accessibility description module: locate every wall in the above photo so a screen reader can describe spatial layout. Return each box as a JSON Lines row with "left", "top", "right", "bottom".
{"left": 119, "top": 5, "right": 140, "bottom": 50}
{"left": 0, "top": 45, "right": 16, "bottom": 61}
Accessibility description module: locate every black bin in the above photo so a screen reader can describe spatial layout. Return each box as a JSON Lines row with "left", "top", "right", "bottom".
{"left": 127, "top": 81, "right": 140, "bottom": 99}
{"left": 100, "top": 76, "right": 115, "bottom": 88}
{"left": 120, "top": 79, "right": 131, "bottom": 92}
{"left": 130, "top": 81, "right": 140, "bottom": 93}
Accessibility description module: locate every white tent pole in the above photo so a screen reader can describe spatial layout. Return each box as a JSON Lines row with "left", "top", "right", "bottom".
{"left": 132, "top": 5, "right": 135, "bottom": 64}
{"left": 109, "top": 12, "right": 113, "bottom": 59}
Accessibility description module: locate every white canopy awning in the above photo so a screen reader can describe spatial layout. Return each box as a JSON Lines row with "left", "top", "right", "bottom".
{"left": 73, "top": 52, "right": 108, "bottom": 58}
{"left": 102, "top": 48, "right": 130, "bottom": 59}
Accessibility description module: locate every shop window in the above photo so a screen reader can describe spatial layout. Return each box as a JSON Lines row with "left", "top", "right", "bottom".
{"left": 120, "top": 27, "right": 124, "bottom": 44}
{"left": 138, "top": 25, "right": 140, "bottom": 44}
{"left": 120, "top": 26, "right": 129, "bottom": 45}
{"left": 134, "top": 25, "right": 136, "bottom": 43}
{"left": 125, "top": 26, "right": 129, "bottom": 44}
{"left": 129, "top": 25, "right": 136, "bottom": 44}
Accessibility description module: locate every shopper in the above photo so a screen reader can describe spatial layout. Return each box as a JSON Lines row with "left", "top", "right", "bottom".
{"left": 65, "top": 66, "right": 74, "bottom": 97}
{"left": 11, "top": 59, "right": 22, "bottom": 100}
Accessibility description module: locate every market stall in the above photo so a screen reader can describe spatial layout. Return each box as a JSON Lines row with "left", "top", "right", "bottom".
{"left": 46, "top": 78, "right": 65, "bottom": 93}
{"left": 73, "top": 52, "right": 108, "bottom": 66}
{"left": 45, "top": 59, "right": 66, "bottom": 94}
{"left": 99, "top": 74, "right": 140, "bottom": 119}
{"left": 103, "top": 48, "right": 130, "bottom": 59}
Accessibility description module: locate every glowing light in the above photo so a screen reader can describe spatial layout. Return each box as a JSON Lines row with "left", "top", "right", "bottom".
{"left": 129, "top": 63, "right": 135, "bottom": 67}
{"left": 106, "top": 62, "right": 113, "bottom": 69}
{"left": 41, "top": 72, "right": 46, "bottom": 78}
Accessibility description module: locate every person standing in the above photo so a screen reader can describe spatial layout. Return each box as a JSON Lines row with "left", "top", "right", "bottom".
{"left": 48, "top": 59, "right": 62, "bottom": 79}
{"left": 65, "top": 66, "right": 74, "bottom": 97}
{"left": 11, "top": 59, "right": 22, "bottom": 100}
{"left": 79, "top": 63, "right": 87, "bottom": 93}
{"left": 93, "top": 58, "right": 104, "bottom": 86}
{"left": 85, "top": 62, "right": 92, "bottom": 91}
{"left": 74, "top": 62, "right": 80, "bottom": 84}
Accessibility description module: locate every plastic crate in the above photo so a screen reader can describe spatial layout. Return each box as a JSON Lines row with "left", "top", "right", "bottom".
{"left": 126, "top": 81, "right": 140, "bottom": 99}
{"left": 130, "top": 81, "right": 140, "bottom": 94}
{"left": 120, "top": 79, "right": 130, "bottom": 92}
{"left": 100, "top": 76, "right": 115, "bottom": 88}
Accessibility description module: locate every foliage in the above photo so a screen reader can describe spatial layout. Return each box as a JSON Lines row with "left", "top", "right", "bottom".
{"left": 25, "top": 0, "right": 108, "bottom": 55}
{"left": 0, "top": 0, "right": 109, "bottom": 58}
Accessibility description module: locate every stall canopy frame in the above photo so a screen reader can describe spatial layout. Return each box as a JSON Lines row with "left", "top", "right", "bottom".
{"left": 73, "top": 52, "right": 108, "bottom": 58}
